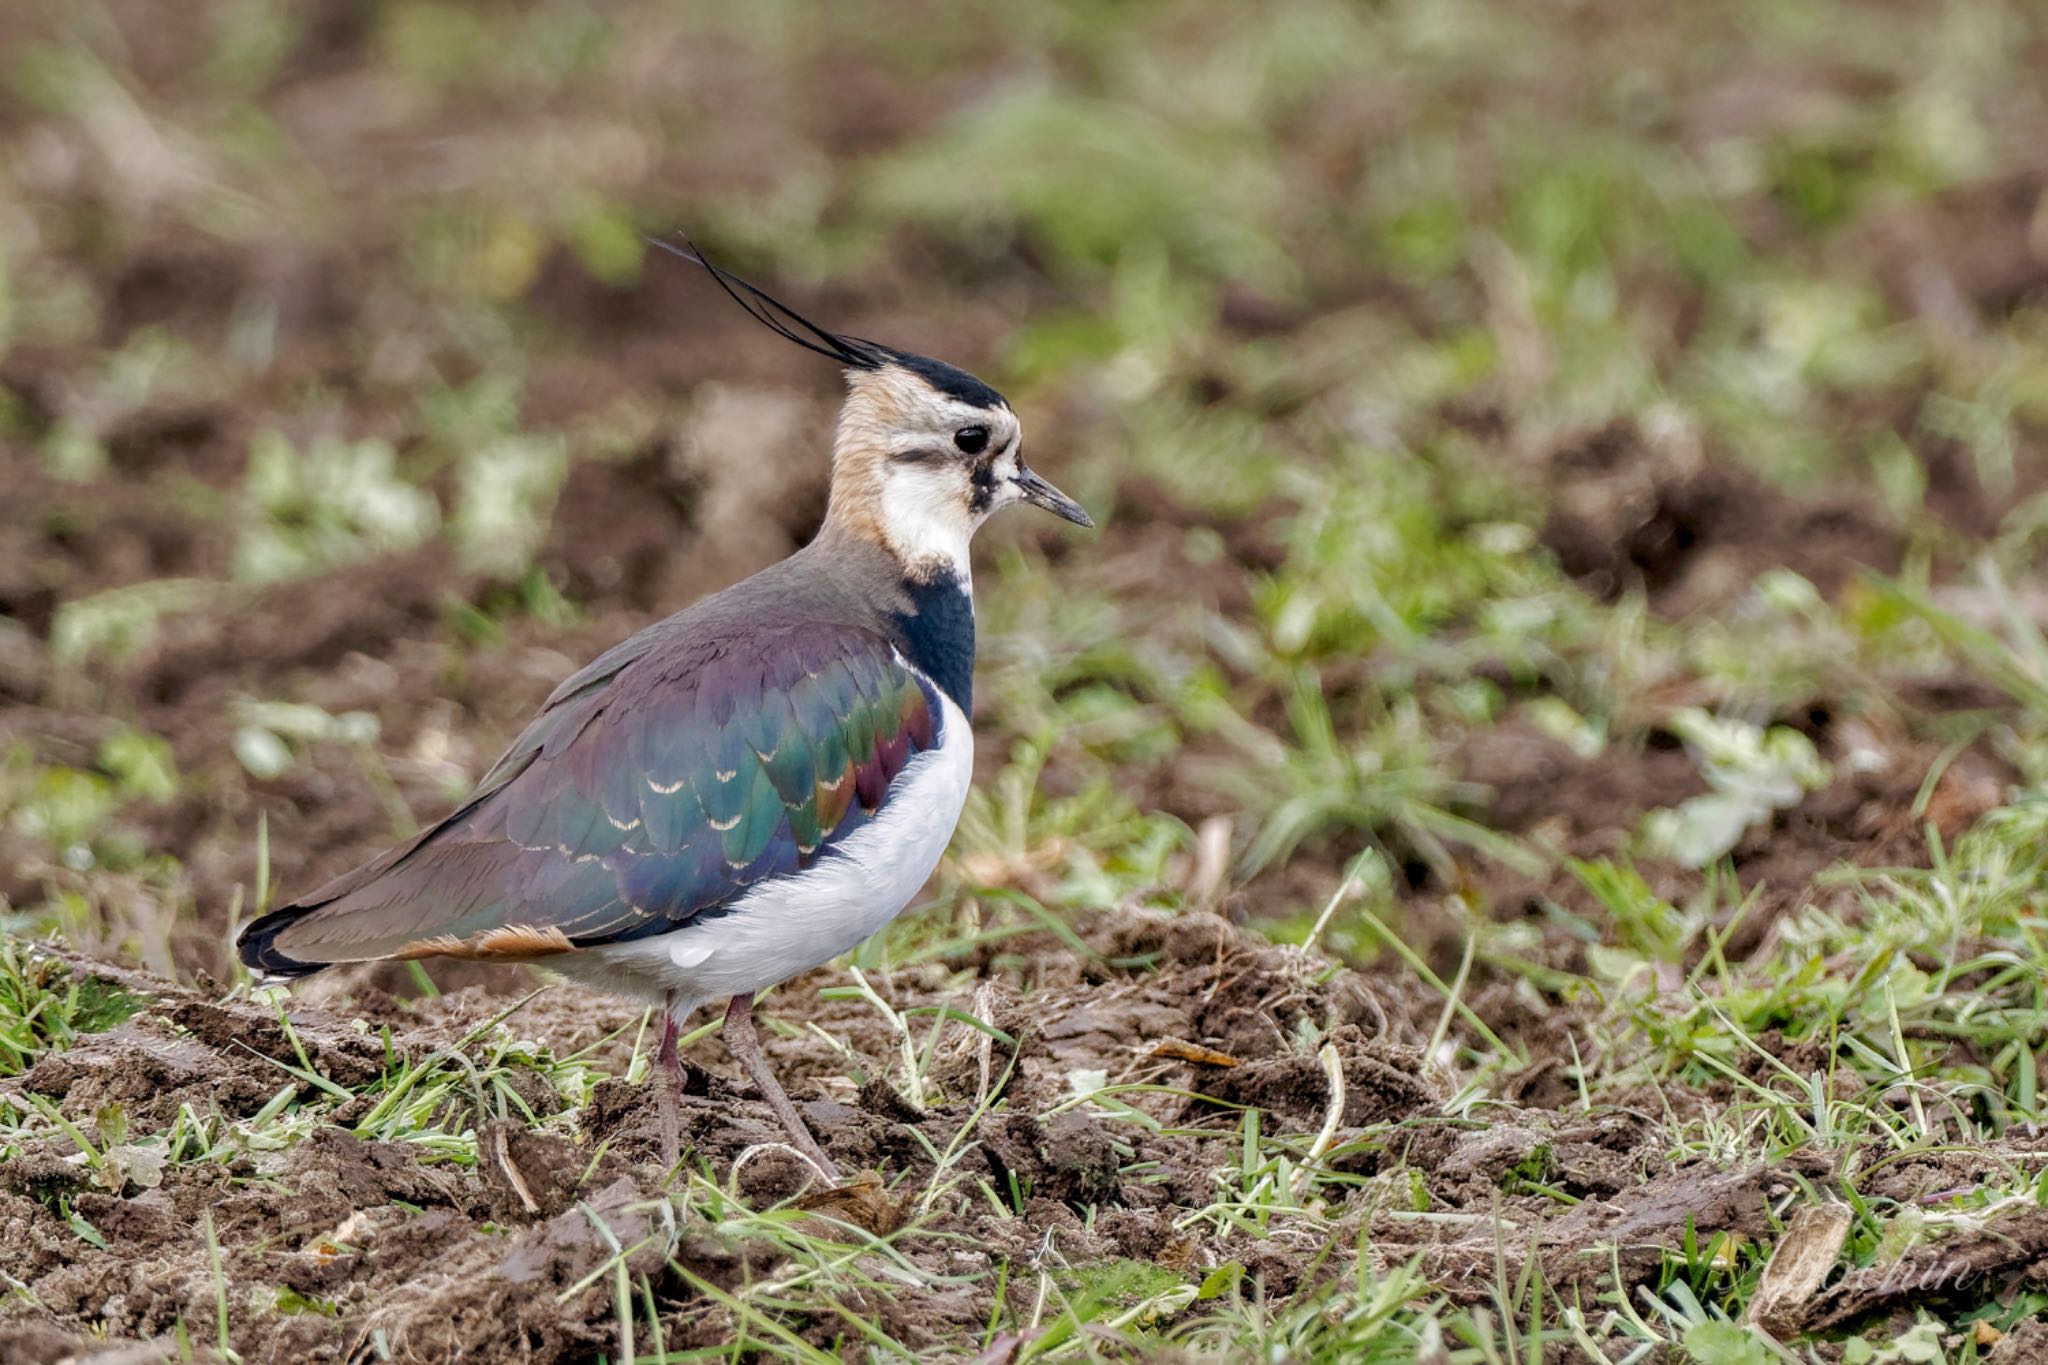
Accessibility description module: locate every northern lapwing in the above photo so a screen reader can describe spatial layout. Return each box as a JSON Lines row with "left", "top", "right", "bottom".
{"left": 236, "top": 243, "right": 1093, "bottom": 1180}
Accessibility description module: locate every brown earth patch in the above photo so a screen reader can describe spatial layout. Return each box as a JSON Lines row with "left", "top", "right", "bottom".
{"left": 0, "top": 909, "right": 1818, "bottom": 1360}
{"left": 1538, "top": 416, "right": 1903, "bottom": 617}
{"left": 1785, "top": 1208, "right": 2048, "bottom": 1339}
{"left": 1406, "top": 1155, "right": 1826, "bottom": 1300}
{"left": 1452, "top": 691, "right": 2018, "bottom": 975}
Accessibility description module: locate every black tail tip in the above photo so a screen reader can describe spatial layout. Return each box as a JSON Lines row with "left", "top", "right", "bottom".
{"left": 236, "top": 905, "right": 326, "bottom": 982}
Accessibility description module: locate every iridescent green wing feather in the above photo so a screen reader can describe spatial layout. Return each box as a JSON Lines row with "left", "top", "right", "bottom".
{"left": 239, "top": 620, "right": 943, "bottom": 971}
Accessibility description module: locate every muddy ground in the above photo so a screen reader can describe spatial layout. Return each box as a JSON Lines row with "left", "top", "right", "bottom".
{"left": 1, "top": 365, "right": 2032, "bottom": 1355}
{"left": 0, "top": 909, "right": 1980, "bottom": 1363}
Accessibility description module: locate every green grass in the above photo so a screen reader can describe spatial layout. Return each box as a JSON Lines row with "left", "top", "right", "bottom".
{"left": 9, "top": 824, "right": 2048, "bottom": 1360}
{"left": 0, "top": 939, "right": 144, "bottom": 1076}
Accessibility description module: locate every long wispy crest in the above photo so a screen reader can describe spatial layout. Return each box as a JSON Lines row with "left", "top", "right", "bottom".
{"left": 646, "top": 236, "right": 884, "bottom": 371}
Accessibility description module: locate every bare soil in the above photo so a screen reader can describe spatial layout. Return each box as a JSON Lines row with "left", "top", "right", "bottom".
{"left": 1, "top": 911, "right": 1797, "bottom": 1362}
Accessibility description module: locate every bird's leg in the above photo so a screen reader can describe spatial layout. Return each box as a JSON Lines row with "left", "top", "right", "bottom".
{"left": 723, "top": 993, "right": 840, "bottom": 1184}
{"left": 655, "top": 1001, "right": 684, "bottom": 1170}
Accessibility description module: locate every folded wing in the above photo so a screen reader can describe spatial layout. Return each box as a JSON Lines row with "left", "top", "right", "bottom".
{"left": 238, "top": 621, "right": 941, "bottom": 974}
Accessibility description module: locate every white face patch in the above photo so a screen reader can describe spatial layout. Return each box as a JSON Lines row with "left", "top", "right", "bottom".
{"left": 833, "top": 365, "right": 1025, "bottom": 582}
{"left": 874, "top": 461, "right": 979, "bottom": 582}
{"left": 876, "top": 444, "right": 1026, "bottom": 583}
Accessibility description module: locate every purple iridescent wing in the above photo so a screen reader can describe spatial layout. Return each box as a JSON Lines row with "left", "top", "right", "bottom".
{"left": 239, "top": 621, "right": 942, "bottom": 971}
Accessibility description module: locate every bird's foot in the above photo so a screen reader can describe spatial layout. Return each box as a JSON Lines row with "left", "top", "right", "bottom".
{"left": 775, "top": 1121, "right": 840, "bottom": 1187}
{"left": 654, "top": 1074, "right": 682, "bottom": 1170}
{"left": 724, "top": 994, "right": 841, "bottom": 1185}
{"left": 655, "top": 1009, "right": 686, "bottom": 1170}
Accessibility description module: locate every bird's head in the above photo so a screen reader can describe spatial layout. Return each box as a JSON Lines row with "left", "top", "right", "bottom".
{"left": 654, "top": 239, "right": 1092, "bottom": 582}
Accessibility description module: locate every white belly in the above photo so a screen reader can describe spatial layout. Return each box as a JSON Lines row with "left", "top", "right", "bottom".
{"left": 567, "top": 689, "right": 973, "bottom": 1012}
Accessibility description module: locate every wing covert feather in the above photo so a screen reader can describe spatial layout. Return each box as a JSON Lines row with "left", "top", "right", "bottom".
{"left": 258, "top": 621, "right": 946, "bottom": 966}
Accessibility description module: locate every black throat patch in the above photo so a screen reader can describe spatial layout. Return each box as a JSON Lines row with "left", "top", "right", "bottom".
{"left": 889, "top": 569, "right": 976, "bottom": 713}
{"left": 967, "top": 458, "right": 998, "bottom": 516}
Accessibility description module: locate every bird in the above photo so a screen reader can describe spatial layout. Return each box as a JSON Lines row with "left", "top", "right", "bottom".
{"left": 235, "top": 242, "right": 1094, "bottom": 1181}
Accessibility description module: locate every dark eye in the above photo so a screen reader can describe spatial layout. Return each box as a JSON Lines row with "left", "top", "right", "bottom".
{"left": 953, "top": 425, "right": 990, "bottom": 455}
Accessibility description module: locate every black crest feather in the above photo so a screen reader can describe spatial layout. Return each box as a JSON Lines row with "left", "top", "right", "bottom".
{"left": 648, "top": 235, "right": 1009, "bottom": 411}
{"left": 646, "top": 236, "right": 884, "bottom": 370}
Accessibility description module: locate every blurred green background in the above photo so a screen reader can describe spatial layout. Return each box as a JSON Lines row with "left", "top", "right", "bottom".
{"left": 4, "top": 0, "right": 2043, "bottom": 967}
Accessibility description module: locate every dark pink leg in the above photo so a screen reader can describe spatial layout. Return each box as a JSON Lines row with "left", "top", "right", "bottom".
{"left": 724, "top": 994, "right": 839, "bottom": 1182}
{"left": 655, "top": 1005, "right": 684, "bottom": 1168}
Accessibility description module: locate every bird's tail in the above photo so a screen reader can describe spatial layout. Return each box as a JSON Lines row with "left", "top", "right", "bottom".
{"left": 236, "top": 903, "right": 329, "bottom": 983}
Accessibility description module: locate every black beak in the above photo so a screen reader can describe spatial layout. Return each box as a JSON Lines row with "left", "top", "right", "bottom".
{"left": 1013, "top": 466, "right": 1094, "bottom": 528}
